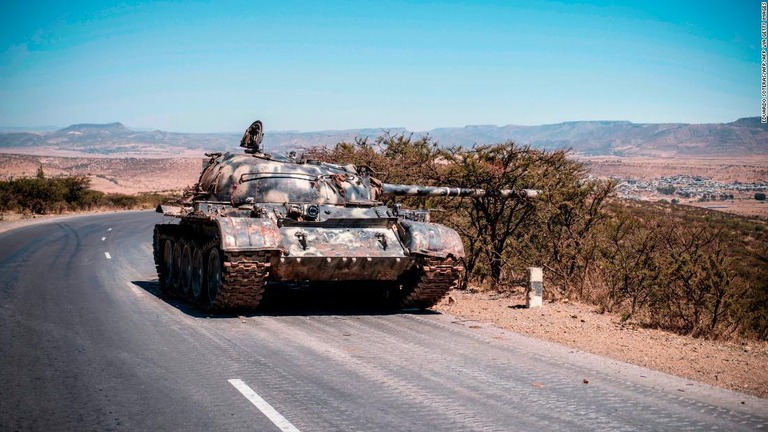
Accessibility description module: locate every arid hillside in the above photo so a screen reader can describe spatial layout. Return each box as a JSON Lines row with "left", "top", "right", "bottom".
{"left": 0, "top": 153, "right": 203, "bottom": 194}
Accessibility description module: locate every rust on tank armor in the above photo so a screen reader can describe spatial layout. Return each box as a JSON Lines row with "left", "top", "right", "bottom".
{"left": 152, "top": 120, "right": 537, "bottom": 312}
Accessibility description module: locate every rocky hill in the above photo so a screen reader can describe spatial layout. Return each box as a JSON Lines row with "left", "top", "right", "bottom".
{"left": 0, "top": 122, "right": 238, "bottom": 157}
{"left": 428, "top": 118, "right": 768, "bottom": 156}
{"left": 0, "top": 118, "right": 765, "bottom": 157}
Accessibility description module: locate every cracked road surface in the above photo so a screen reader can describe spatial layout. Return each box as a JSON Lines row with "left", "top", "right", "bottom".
{"left": 1, "top": 211, "right": 766, "bottom": 431}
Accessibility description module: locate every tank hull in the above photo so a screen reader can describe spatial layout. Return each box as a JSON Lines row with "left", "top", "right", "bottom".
{"left": 153, "top": 213, "right": 464, "bottom": 311}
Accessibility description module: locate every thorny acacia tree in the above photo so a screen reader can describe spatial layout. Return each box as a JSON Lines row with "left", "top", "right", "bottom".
{"left": 432, "top": 143, "right": 543, "bottom": 287}
{"left": 525, "top": 159, "right": 615, "bottom": 298}
{"left": 431, "top": 143, "right": 614, "bottom": 291}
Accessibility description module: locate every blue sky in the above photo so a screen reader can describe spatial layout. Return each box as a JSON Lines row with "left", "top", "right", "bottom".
{"left": 0, "top": 0, "right": 758, "bottom": 132}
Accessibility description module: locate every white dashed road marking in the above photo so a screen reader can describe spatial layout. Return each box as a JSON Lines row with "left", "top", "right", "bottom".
{"left": 101, "top": 237, "right": 106, "bottom": 241}
{"left": 108, "top": 228, "right": 112, "bottom": 231}
{"left": 105, "top": 252, "right": 111, "bottom": 259}
{"left": 228, "top": 379, "right": 301, "bottom": 432}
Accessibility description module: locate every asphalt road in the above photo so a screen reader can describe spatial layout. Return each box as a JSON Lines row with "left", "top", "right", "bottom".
{"left": 1, "top": 211, "right": 766, "bottom": 431}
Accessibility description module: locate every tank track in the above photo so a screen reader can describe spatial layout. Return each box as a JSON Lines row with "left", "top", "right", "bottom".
{"left": 153, "top": 225, "right": 163, "bottom": 282}
{"left": 153, "top": 224, "right": 270, "bottom": 311}
{"left": 213, "top": 251, "right": 270, "bottom": 311}
{"left": 153, "top": 224, "right": 180, "bottom": 293}
{"left": 399, "top": 257, "right": 464, "bottom": 309}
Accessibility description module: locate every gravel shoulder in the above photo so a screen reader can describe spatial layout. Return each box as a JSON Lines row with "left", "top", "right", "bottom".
{"left": 435, "top": 289, "right": 768, "bottom": 399}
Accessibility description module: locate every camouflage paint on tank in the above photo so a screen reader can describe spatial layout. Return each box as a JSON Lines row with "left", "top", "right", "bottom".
{"left": 197, "top": 153, "right": 374, "bottom": 206}
{"left": 217, "top": 217, "right": 281, "bottom": 252}
{"left": 271, "top": 254, "right": 413, "bottom": 281}
{"left": 398, "top": 220, "right": 465, "bottom": 259}
{"left": 157, "top": 120, "right": 540, "bottom": 295}
{"left": 279, "top": 225, "right": 403, "bottom": 258}
{"left": 380, "top": 183, "right": 540, "bottom": 198}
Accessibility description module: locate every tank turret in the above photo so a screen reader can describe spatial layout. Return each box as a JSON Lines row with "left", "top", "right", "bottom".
{"left": 153, "top": 120, "right": 539, "bottom": 312}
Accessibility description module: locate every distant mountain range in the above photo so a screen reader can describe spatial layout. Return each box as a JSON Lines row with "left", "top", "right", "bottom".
{"left": 0, "top": 118, "right": 765, "bottom": 157}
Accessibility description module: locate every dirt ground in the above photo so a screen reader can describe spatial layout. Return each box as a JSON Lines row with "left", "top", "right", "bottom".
{"left": 435, "top": 289, "right": 768, "bottom": 399}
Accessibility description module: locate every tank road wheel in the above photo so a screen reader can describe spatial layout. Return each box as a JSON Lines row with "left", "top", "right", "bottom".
{"left": 204, "top": 247, "right": 222, "bottom": 310}
{"left": 172, "top": 241, "right": 184, "bottom": 294}
{"left": 179, "top": 243, "right": 193, "bottom": 299}
{"left": 161, "top": 239, "right": 175, "bottom": 295}
{"left": 190, "top": 247, "right": 205, "bottom": 304}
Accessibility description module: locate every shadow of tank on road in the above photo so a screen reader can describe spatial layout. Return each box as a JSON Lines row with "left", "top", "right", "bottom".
{"left": 130, "top": 279, "right": 440, "bottom": 318}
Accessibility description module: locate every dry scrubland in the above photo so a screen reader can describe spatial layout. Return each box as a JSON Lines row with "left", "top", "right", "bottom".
{"left": 0, "top": 153, "right": 203, "bottom": 195}
{"left": 1, "top": 150, "right": 767, "bottom": 399}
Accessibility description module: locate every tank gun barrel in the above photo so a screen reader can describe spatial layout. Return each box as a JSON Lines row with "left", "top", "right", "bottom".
{"left": 380, "top": 183, "right": 540, "bottom": 198}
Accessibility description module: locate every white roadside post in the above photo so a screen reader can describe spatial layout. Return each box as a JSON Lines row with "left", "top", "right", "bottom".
{"left": 526, "top": 267, "right": 543, "bottom": 308}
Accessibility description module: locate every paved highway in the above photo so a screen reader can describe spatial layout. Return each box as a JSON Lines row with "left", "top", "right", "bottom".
{"left": 1, "top": 211, "right": 766, "bottom": 431}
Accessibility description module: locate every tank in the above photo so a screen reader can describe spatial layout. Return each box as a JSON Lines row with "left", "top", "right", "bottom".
{"left": 153, "top": 120, "right": 538, "bottom": 311}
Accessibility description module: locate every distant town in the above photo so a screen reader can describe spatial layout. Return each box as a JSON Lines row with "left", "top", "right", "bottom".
{"left": 612, "top": 174, "right": 768, "bottom": 203}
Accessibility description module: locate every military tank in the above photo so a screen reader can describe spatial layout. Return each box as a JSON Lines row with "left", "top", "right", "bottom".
{"left": 153, "top": 120, "right": 538, "bottom": 311}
